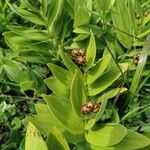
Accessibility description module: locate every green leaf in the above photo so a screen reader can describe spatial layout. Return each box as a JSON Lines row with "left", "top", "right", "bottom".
{"left": 26, "top": 115, "right": 52, "bottom": 136}
{"left": 3, "top": 31, "right": 33, "bottom": 50}
{"left": 112, "top": 0, "right": 135, "bottom": 48}
{"left": 6, "top": 1, "right": 44, "bottom": 25}
{"left": 70, "top": 70, "right": 86, "bottom": 116}
{"left": 86, "top": 32, "right": 96, "bottom": 70}
{"left": 40, "top": 0, "right": 48, "bottom": 16}
{"left": 129, "top": 35, "right": 150, "bottom": 95}
{"left": 86, "top": 53, "right": 111, "bottom": 84}
{"left": 86, "top": 123, "right": 127, "bottom": 147}
{"left": 73, "top": 25, "right": 107, "bottom": 35}
{"left": 96, "top": 88, "right": 128, "bottom": 102}
{"left": 115, "top": 129, "right": 150, "bottom": 150}
{"left": 89, "top": 129, "right": 150, "bottom": 150}
{"left": 66, "top": 0, "right": 74, "bottom": 18}
{"left": 95, "top": 98, "right": 108, "bottom": 122}
{"left": 95, "top": 0, "right": 112, "bottom": 11}
{"left": 88, "top": 63, "right": 128, "bottom": 96}
{"left": 3, "top": 59, "right": 30, "bottom": 83}
{"left": 47, "top": 0, "right": 64, "bottom": 38}
{"left": 7, "top": 25, "right": 49, "bottom": 41}
{"left": 44, "top": 77, "right": 70, "bottom": 99}
{"left": 46, "top": 127, "right": 70, "bottom": 150}
{"left": 25, "top": 122, "right": 48, "bottom": 150}
{"left": 74, "top": 6, "right": 90, "bottom": 28}
{"left": 33, "top": 103, "right": 69, "bottom": 135}
{"left": 19, "top": 139, "right": 25, "bottom": 150}
{"left": 60, "top": 50, "right": 79, "bottom": 74}
{"left": 35, "top": 104, "right": 51, "bottom": 114}
{"left": 20, "top": 0, "right": 39, "bottom": 13}
{"left": 47, "top": 63, "right": 72, "bottom": 86}
{"left": 73, "top": 34, "right": 89, "bottom": 42}
{"left": 30, "top": 69, "right": 47, "bottom": 94}
{"left": 20, "top": 81, "right": 35, "bottom": 92}
{"left": 137, "top": 24, "right": 150, "bottom": 38}
{"left": 43, "top": 94, "right": 84, "bottom": 136}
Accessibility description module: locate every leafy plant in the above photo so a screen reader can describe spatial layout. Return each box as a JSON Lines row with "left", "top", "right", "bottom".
{"left": 0, "top": 0, "right": 149, "bottom": 149}
{"left": 26, "top": 32, "right": 150, "bottom": 149}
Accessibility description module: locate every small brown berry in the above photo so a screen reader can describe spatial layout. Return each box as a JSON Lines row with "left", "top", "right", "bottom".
{"left": 76, "top": 56, "right": 86, "bottom": 65}
{"left": 93, "top": 107, "right": 100, "bottom": 113}
{"left": 86, "top": 101, "right": 94, "bottom": 109}
{"left": 78, "top": 48, "right": 85, "bottom": 57}
{"left": 133, "top": 53, "right": 140, "bottom": 65}
{"left": 81, "top": 105, "right": 90, "bottom": 115}
{"left": 92, "top": 103, "right": 100, "bottom": 113}
{"left": 71, "top": 49, "right": 78, "bottom": 57}
{"left": 81, "top": 101, "right": 101, "bottom": 115}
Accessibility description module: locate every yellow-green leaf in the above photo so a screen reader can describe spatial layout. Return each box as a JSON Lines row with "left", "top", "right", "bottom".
{"left": 70, "top": 70, "right": 86, "bottom": 116}
{"left": 85, "top": 123, "right": 127, "bottom": 147}
{"left": 25, "top": 122, "right": 48, "bottom": 150}
{"left": 86, "top": 32, "right": 96, "bottom": 70}
{"left": 86, "top": 53, "right": 111, "bottom": 84}
{"left": 46, "top": 127, "right": 70, "bottom": 150}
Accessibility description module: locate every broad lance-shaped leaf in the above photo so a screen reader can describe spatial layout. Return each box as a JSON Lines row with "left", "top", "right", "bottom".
{"left": 112, "top": 0, "right": 135, "bottom": 48}
{"left": 3, "top": 59, "right": 30, "bottom": 83}
{"left": 28, "top": 103, "right": 84, "bottom": 144}
{"left": 85, "top": 123, "right": 127, "bottom": 147}
{"left": 86, "top": 32, "right": 96, "bottom": 70}
{"left": 96, "top": 87, "right": 128, "bottom": 102}
{"left": 35, "top": 95, "right": 84, "bottom": 143}
{"left": 74, "top": 6, "right": 90, "bottom": 28}
{"left": 25, "top": 122, "right": 48, "bottom": 150}
{"left": 88, "top": 63, "right": 128, "bottom": 96}
{"left": 4, "top": 65, "right": 30, "bottom": 83}
{"left": 20, "top": 81, "right": 35, "bottom": 92}
{"left": 35, "top": 103, "right": 51, "bottom": 114}
{"left": 73, "top": 25, "right": 107, "bottom": 35}
{"left": 40, "top": 0, "right": 48, "bottom": 16}
{"left": 6, "top": 0, "right": 44, "bottom": 25}
{"left": 43, "top": 94, "right": 85, "bottom": 141}
{"left": 86, "top": 53, "right": 111, "bottom": 84}
{"left": 90, "top": 129, "right": 150, "bottom": 150}
{"left": 60, "top": 50, "right": 81, "bottom": 74}
{"left": 27, "top": 115, "right": 53, "bottom": 136}
{"left": 48, "top": 0, "right": 64, "bottom": 38}
{"left": 47, "top": 63, "right": 72, "bottom": 86}
{"left": 7, "top": 25, "right": 49, "bottom": 41}
{"left": 3, "top": 31, "right": 33, "bottom": 50}
{"left": 29, "top": 103, "right": 68, "bottom": 136}
{"left": 114, "top": 129, "right": 150, "bottom": 150}
{"left": 21, "top": 0, "right": 39, "bottom": 13}
{"left": 71, "top": 70, "right": 86, "bottom": 116}
{"left": 44, "top": 77, "right": 70, "bottom": 99}
{"left": 66, "top": 0, "right": 74, "bottom": 18}
{"left": 129, "top": 35, "right": 150, "bottom": 95}
{"left": 46, "top": 127, "right": 70, "bottom": 150}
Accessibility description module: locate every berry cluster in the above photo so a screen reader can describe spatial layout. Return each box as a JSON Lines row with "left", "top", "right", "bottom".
{"left": 133, "top": 53, "right": 140, "bottom": 65}
{"left": 71, "top": 48, "right": 86, "bottom": 65}
{"left": 81, "top": 101, "right": 100, "bottom": 115}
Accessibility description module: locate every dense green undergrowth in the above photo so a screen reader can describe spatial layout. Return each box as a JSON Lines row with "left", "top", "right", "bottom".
{"left": 0, "top": 0, "right": 150, "bottom": 149}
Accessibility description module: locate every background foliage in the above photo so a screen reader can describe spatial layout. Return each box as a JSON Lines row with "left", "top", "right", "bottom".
{"left": 0, "top": 0, "right": 150, "bottom": 149}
